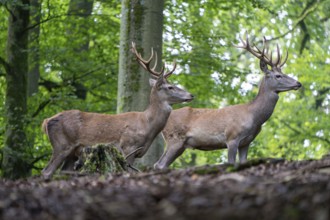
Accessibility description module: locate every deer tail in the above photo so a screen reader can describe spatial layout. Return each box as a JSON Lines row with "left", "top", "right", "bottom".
{"left": 42, "top": 118, "right": 49, "bottom": 138}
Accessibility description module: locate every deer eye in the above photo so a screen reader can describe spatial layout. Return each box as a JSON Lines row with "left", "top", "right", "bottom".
{"left": 168, "top": 86, "right": 174, "bottom": 90}
{"left": 275, "top": 74, "right": 282, "bottom": 79}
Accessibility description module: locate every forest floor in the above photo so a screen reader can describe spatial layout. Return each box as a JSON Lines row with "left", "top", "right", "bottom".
{"left": 0, "top": 155, "right": 330, "bottom": 220}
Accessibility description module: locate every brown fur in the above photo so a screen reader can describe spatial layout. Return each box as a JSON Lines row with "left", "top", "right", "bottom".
{"left": 155, "top": 64, "right": 301, "bottom": 169}
{"left": 42, "top": 79, "right": 193, "bottom": 179}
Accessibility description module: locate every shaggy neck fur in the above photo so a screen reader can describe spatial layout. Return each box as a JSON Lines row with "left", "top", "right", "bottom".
{"left": 248, "top": 77, "right": 279, "bottom": 126}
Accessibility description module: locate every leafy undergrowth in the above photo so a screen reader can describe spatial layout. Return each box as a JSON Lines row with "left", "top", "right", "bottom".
{"left": 1, "top": 156, "right": 330, "bottom": 220}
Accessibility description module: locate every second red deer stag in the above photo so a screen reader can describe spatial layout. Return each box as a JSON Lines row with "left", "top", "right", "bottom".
{"left": 42, "top": 43, "right": 194, "bottom": 179}
{"left": 154, "top": 34, "right": 302, "bottom": 169}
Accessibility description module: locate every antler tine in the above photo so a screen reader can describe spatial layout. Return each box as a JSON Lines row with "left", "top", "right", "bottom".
{"left": 265, "top": 47, "right": 269, "bottom": 57}
{"left": 238, "top": 34, "right": 278, "bottom": 67}
{"left": 131, "top": 42, "right": 165, "bottom": 77}
{"left": 243, "top": 32, "right": 259, "bottom": 56}
{"left": 233, "top": 34, "right": 247, "bottom": 49}
{"left": 262, "top": 37, "right": 266, "bottom": 56}
{"left": 131, "top": 42, "right": 178, "bottom": 78}
{"left": 260, "top": 36, "right": 274, "bottom": 66}
{"left": 149, "top": 50, "right": 167, "bottom": 77}
{"left": 247, "top": 33, "right": 262, "bottom": 58}
{"left": 280, "top": 50, "right": 288, "bottom": 67}
{"left": 275, "top": 44, "right": 282, "bottom": 66}
{"left": 269, "top": 51, "right": 273, "bottom": 64}
{"left": 131, "top": 42, "right": 151, "bottom": 64}
{"left": 245, "top": 32, "right": 250, "bottom": 48}
{"left": 239, "top": 35, "right": 246, "bottom": 47}
{"left": 159, "top": 63, "right": 165, "bottom": 76}
{"left": 131, "top": 42, "right": 153, "bottom": 64}
{"left": 151, "top": 52, "right": 158, "bottom": 73}
{"left": 243, "top": 33, "right": 270, "bottom": 62}
{"left": 164, "top": 60, "right": 177, "bottom": 79}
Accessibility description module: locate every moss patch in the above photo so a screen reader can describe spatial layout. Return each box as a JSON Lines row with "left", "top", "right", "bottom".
{"left": 78, "top": 144, "right": 128, "bottom": 174}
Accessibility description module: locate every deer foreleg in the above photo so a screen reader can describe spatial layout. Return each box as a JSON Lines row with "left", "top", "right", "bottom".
{"left": 154, "top": 141, "right": 185, "bottom": 169}
{"left": 227, "top": 140, "right": 239, "bottom": 164}
{"left": 238, "top": 145, "right": 249, "bottom": 163}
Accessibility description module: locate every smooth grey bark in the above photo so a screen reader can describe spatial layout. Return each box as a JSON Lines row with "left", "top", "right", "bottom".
{"left": 118, "top": 0, "right": 165, "bottom": 168}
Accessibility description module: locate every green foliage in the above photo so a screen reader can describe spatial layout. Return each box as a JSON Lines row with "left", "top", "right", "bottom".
{"left": 1, "top": 0, "right": 121, "bottom": 176}
{"left": 0, "top": 0, "right": 329, "bottom": 176}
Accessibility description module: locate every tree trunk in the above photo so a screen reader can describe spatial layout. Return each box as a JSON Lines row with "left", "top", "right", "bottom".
{"left": 63, "top": 0, "right": 93, "bottom": 97}
{"left": 2, "top": 0, "right": 31, "bottom": 179}
{"left": 59, "top": 0, "right": 94, "bottom": 171}
{"left": 28, "top": 0, "right": 41, "bottom": 96}
{"left": 67, "top": 0, "right": 94, "bottom": 53}
{"left": 118, "top": 0, "right": 165, "bottom": 169}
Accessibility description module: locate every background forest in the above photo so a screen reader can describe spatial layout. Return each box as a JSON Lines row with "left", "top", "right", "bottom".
{"left": 0, "top": 0, "right": 329, "bottom": 179}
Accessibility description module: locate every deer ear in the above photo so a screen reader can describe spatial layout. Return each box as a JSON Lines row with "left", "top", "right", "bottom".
{"left": 155, "top": 74, "right": 165, "bottom": 89}
{"left": 260, "top": 60, "right": 270, "bottom": 74}
{"left": 149, "top": 77, "right": 164, "bottom": 89}
{"left": 149, "top": 78, "right": 157, "bottom": 87}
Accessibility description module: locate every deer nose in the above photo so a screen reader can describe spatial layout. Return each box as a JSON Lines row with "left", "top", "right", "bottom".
{"left": 184, "top": 94, "right": 194, "bottom": 102}
{"left": 294, "top": 81, "right": 302, "bottom": 90}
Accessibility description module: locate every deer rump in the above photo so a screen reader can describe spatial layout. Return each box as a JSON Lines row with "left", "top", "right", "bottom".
{"left": 43, "top": 110, "right": 149, "bottom": 150}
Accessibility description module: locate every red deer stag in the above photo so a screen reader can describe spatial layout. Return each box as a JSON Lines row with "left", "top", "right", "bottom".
{"left": 42, "top": 42, "right": 194, "bottom": 179}
{"left": 154, "top": 34, "right": 302, "bottom": 169}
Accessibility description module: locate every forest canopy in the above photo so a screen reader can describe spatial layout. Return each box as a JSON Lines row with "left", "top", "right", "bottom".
{"left": 0, "top": 0, "right": 329, "bottom": 178}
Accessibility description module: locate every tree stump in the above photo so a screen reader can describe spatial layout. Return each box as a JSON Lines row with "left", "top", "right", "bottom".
{"left": 77, "top": 144, "right": 129, "bottom": 174}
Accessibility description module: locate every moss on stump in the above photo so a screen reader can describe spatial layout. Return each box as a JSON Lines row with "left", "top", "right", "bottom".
{"left": 77, "top": 144, "right": 129, "bottom": 174}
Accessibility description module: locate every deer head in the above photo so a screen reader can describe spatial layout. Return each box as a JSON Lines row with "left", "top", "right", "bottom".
{"left": 131, "top": 42, "right": 193, "bottom": 104}
{"left": 236, "top": 33, "right": 302, "bottom": 93}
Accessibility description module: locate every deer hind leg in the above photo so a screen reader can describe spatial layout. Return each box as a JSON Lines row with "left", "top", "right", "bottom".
{"left": 42, "top": 146, "right": 76, "bottom": 180}
{"left": 42, "top": 134, "right": 78, "bottom": 180}
{"left": 154, "top": 140, "right": 185, "bottom": 169}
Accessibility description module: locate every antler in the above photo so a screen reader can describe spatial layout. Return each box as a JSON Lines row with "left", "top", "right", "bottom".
{"left": 235, "top": 32, "right": 288, "bottom": 69}
{"left": 131, "top": 42, "right": 176, "bottom": 79}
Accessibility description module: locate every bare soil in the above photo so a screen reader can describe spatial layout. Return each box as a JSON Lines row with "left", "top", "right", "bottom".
{"left": 1, "top": 156, "right": 330, "bottom": 220}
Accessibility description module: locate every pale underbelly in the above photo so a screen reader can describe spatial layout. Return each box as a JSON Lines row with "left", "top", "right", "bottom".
{"left": 185, "top": 133, "right": 227, "bottom": 150}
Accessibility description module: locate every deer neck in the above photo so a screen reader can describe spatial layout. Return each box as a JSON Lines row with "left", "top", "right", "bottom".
{"left": 248, "top": 77, "right": 279, "bottom": 126}
{"left": 144, "top": 89, "right": 172, "bottom": 133}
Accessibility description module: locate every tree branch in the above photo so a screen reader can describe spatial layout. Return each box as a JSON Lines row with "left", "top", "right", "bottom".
{"left": 29, "top": 153, "right": 51, "bottom": 166}
{"left": 0, "top": 56, "right": 10, "bottom": 75}
{"left": 28, "top": 153, "right": 52, "bottom": 171}
{"left": 23, "top": 13, "right": 117, "bottom": 33}
{"left": 31, "top": 99, "right": 51, "bottom": 118}
{"left": 267, "top": 0, "right": 322, "bottom": 42}
{"left": 279, "top": 118, "right": 330, "bottom": 145}
{"left": 1, "top": 1, "right": 15, "bottom": 19}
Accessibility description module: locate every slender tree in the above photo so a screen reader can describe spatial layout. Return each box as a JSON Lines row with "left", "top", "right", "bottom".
{"left": 28, "top": 0, "right": 41, "bottom": 96}
{"left": 1, "top": 0, "right": 31, "bottom": 179}
{"left": 60, "top": 0, "right": 94, "bottom": 170}
{"left": 118, "top": 0, "right": 165, "bottom": 168}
